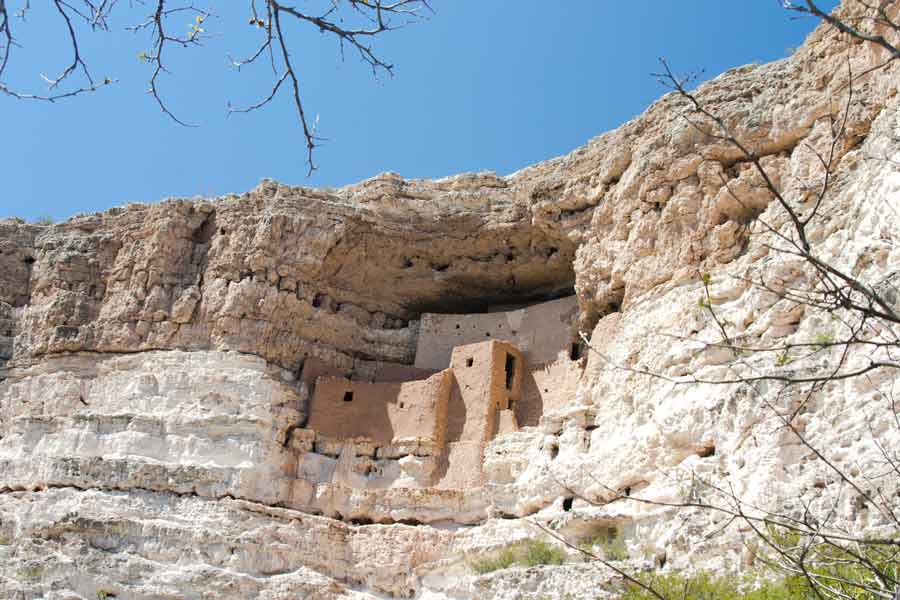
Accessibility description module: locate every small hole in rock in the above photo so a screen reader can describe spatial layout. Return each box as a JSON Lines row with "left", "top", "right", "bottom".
{"left": 570, "top": 342, "right": 583, "bottom": 360}
{"left": 343, "top": 391, "right": 354, "bottom": 402}
{"left": 466, "top": 358, "right": 474, "bottom": 367}
{"left": 562, "top": 497, "right": 574, "bottom": 512}
{"left": 698, "top": 445, "right": 716, "bottom": 458}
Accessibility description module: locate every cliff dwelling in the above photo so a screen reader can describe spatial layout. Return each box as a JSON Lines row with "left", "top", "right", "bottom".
{"left": 4, "top": 5, "right": 899, "bottom": 597}
{"left": 291, "top": 295, "right": 585, "bottom": 496}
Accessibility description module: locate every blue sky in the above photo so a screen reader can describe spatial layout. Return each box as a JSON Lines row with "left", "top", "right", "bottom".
{"left": 1, "top": 1, "right": 838, "bottom": 221}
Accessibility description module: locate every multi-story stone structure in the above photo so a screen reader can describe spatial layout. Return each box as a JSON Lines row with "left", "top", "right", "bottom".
{"left": 292, "top": 296, "right": 585, "bottom": 495}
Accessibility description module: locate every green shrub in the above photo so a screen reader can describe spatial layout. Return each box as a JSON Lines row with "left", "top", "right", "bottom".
{"left": 470, "top": 547, "right": 516, "bottom": 574}
{"left": 469, "top": 538, "right": 566, "bottom": 574}
{"left": 521, "top": 539, "right": 565, "bottom": 567}
{"left": 761, "top": 529, "right": 900, "bottom": 600}
{"left": 578, "top": 529, "right": 628, "bottom": 561}
{"left": 601, "top": 537, "right": 629, "bottom": 561}
{"left": 619, "top": 572, "right": 814, "bottom": 600}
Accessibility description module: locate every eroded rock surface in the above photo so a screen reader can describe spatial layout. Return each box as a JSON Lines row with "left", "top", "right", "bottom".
{"left": 2, "top": 1, "right": 900, "bottom": 598}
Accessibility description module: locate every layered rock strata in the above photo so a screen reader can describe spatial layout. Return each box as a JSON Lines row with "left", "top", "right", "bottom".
{"left": 2, "top": 1, "right": 900, "bottom": 598}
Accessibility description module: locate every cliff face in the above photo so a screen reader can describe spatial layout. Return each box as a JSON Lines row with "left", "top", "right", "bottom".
{"left": 6, "top": 174, "right": 576, "bottom": 374}
{"left": 2, "top": 2, "right": 900, "bottom": 598}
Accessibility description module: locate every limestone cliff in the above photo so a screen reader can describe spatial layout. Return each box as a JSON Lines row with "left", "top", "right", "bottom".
{"left": 2, "top": 1, "right": 900, "bottom": 598}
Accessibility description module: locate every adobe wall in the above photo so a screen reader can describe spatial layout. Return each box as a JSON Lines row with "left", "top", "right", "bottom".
{"left": 300, "top": 356, "right": 437, "bottom": 387}
{"left": 413, "top": 295, "right": 578, "bottom": 370}
{"left": 445, "top": 340, "right": 522, "bottom": 443}
{"left": 434, "top": 340, "right": 523, "bottom": 489}
{"left": 303, "top": 339, "right": 528, "bottom": 491}
{"left": 516, "top": 356, "right": 585, "bottom": 427}
{"left": 305, "top": 370, "right": 451, "bottom": 446}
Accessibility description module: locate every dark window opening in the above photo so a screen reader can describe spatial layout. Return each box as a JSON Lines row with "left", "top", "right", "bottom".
{"left": 698, "top": 445, "right": 716, "bottom": 458}
{"left": 570, "top": 342, "right": 583, "bottom": 361}
{"left": 505, "top": 354, "right": 516, "bottom": 390}
{"left": 562, "top": 497, "right": 574, "bottom": 512}
{"left": 399, "top": 402, "right": 405, "bottom": 408}
{"left": 549, "top": 443, "right": 559, "bottom": 460}
{"left": 455, "top": 324, "right": 460, "bottom": 329}
{"left": 343, "top": 391, "right": 354, "bottom": 402}
{"left": 312, "top": 294, "right": 323, "bottom": 308}
{"left": 466, "top": 358, "right": 474, "bottom": 367}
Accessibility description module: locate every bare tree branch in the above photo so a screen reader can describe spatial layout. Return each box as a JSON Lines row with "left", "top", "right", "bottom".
{"left": 0, "top": 0, "right": 432, "bottom": 171}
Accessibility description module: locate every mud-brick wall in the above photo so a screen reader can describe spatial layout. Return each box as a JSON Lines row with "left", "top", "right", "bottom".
{"left": 306, "top": 371, "right": 450, "bottom": 445}
{"left": 413, "top": 296, "right": 578, "bottom": 370}
{"left": 434, "top": 340, "right": 523, "bottom": 489}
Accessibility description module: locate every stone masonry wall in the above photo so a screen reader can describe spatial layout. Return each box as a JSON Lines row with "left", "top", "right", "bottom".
{"left": 434, "top": 340, "right": 524, "bottom": 489}
{"left": 414, "top": 295, "right": 578, "bottom": 370}
{"left": 306, "top": 371, "right": 451, "bottom": 446}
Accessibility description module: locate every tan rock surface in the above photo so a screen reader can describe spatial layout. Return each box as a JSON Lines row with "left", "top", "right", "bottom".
{"left": 2, "top": 1, "right": 900, "bottom": 598}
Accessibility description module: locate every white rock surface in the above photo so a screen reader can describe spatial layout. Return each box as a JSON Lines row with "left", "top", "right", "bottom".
{"left": 2, "top": 1, "right": 900, "bottom": 598}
